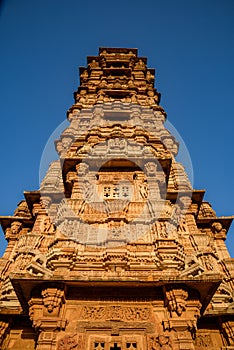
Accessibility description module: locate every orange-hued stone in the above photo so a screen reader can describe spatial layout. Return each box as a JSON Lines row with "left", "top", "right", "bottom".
{"left": 0, "top": 48, "right": 233, "bottom": 349}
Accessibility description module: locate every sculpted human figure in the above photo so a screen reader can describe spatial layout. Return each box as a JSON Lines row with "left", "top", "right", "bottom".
{"left": 75, "top": 162, "right": 96, "bottom": 202}
{"left": 212, "top": 221, "right": 223, "bottom": 233}
{"left": 76, "top": 162, "right": 89, "bottom": 177}
{"left": 146, "top": 70, "right": 154, "bottom": 82}
{"left": 43, "top": 217, "right": 54, "bottom": 234}
{"left": 128, "top": 79, "right": 134, "bottom": 88}
{"left": 108, "top": 138, "right": 126, "bottom": 150}
{"left": 11, "top": 221, "right": 22, "bottom": 235}
{"left": 163, "top": 136, "right": 178, "bottom": 156}
{"left": 99, "top": 79, "right": 108, "bottom": 89}
{"left": 158, "top": 334, "right": 172, "bottom": 350}
{"left": 80, "top": 69, "right": 88, "bottom": 82}
{"left": 78, "top": 89, "right": 88, "bottom": 104}
{"left": 89, "top": 59, "right": 99, "bottom": 68}
{"left": 135, "top": 59, "right": 146, "bottom": 69}
{"left": 97, "top": 90, "right": 105, "bottom": 102}
{"left": 61, "top": 136, "right": 73, "bottom": 152}
{"left": 144, "top": 162, "right": 166, "bottom": 201}
{"left": 144, "top": 162, "right": 158, "bottom": 176}
{"left": 147, "top": 88, "right": 159, "bottom": 105}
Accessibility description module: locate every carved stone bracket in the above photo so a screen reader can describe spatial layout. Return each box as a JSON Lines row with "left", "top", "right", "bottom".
{"left": 164, "top": 284, "right": 188, "bottom": 317}
{"left": 41, "top": 285, "right": 65, "bottom": 315}
{"left": 28, "top": 284, "right": 67, "bottom": 349}
{"left": 163, "top": 285, "right": 202, "bottom": 349}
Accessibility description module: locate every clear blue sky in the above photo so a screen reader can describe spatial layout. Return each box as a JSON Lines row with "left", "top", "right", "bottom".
{"left": 0, "top": 0, "right": 234, "bottom": 256}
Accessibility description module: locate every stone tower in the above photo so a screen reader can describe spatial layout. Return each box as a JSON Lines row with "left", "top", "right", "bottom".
{"left": 0, "top": 48, "right": 234, "bottom": 350}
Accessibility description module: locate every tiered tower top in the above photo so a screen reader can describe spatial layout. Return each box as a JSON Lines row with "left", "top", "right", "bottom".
{"left": 69, "top": 47, "right": 165, "bottom": 114}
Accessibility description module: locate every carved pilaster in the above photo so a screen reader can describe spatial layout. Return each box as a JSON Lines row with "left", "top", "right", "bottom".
{"left": 220, "top": 318, "right": 234, "bottom": 346}
{"left": 163, "top": 284, "right": 202, "bottom": 350}
{"left": 0, "top": 320, "right": 10, "bottom": 346}
{"left": 29, "top": 284, "right": 67, "bottom": 350}
{"left": 164, "top": 285, "right": 188, "bottom": 317}
{"left": 41, "top": 285, "right": 65, "bottom": 315}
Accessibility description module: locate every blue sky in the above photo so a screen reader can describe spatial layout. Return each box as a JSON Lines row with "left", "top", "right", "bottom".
{"left": 0, "top": 0, "right": 234, "bottom": 256}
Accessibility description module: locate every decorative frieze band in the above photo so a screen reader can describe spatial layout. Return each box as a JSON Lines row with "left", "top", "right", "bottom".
{"left": 80, "top": 305, "right": 151, "bottom": 321}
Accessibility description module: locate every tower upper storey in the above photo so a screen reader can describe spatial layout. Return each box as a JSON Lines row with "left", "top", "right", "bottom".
{"left": 70, "top": 47, "right": 165, "bottom": 115}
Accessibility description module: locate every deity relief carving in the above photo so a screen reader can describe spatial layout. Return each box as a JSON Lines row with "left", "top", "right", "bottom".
{"left": 149, "top": 334, "right": 172, "bottom": 350}
{"left": 77, "top": 163, "right": 96, "bottom": 201}
{"left": 80, "top": 69, "right": 88, "bottom": 82}
{"left": 89, "top": 59, "right": 100, "bottom": 69}
{"left": 57, "top": 334, "right": 78, "bottom": 350}
{"left": 134, "top": 59, "right": 146, "bottom": 70}
{"left": 194, "top": 333, "right": 213, "bottom": 347}
{"left": 212, "top": 221, "right": 223, "bottom": 233}
{"left": 138, "top": 181, "right": 148, "bottom": 199}
{"left": 108, "top": 138, "right": 126, "bottom": 151}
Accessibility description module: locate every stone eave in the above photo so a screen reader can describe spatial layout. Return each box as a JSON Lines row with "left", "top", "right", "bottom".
{"left": 197, "top": 216, "right": 234, "bottom": 231}
{"left": 166, "top": 190, "right": 205, "bottom": 203}
{"left": 0, "top": 307, "right": 22, "bottom": 316}
{"left": 10, "top": 273, "right": 222, "bottom": 315}
{"left": 0, "top": 216, "right": 34, "bottom": 232}
{"left": 24, "top": 190, "right": 64, "bottom": 209}
{"left": 23, "top": 190, "right": 41, "bottom": 213}
{"left": 204, "top": 309, "right": 234, "bottom": 317}
{"left": 60, "top": 156, "right": 172, "bottom": 178}
{"left": 99, "top": 47, "right": 138, "bottom": 55}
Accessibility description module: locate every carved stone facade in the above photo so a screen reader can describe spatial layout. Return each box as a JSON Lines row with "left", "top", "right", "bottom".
{"left": 0, "top": 48, "right": 234, "bottom": 349}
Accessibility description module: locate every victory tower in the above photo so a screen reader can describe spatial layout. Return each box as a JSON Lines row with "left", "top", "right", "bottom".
{"left": 0, "top": 48, "right": 234, "bottom": 350}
